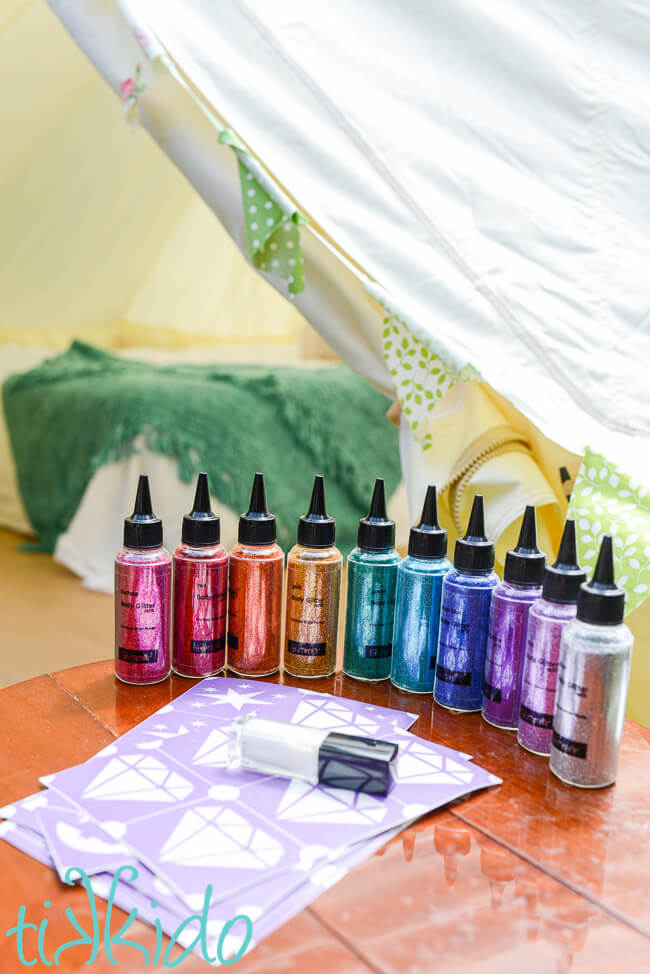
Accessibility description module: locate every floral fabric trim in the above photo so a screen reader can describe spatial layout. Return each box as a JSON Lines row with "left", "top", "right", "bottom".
{"left": 120, "top": 64, "right": 148, "bottom": 124}
{"left": 568, "top": 447, "right": 650, "bottom": 613}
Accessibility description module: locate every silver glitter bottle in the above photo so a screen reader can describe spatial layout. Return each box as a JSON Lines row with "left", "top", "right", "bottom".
{"left": 550, "top": 535, "right": 633, "bottom": 789}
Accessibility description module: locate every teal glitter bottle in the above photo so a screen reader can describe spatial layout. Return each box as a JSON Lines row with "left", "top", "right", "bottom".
{"left": 391, "top": 486, "right": 451, "bottom": 693}
{"left": 433, "top": 494, "right": 498, "bottom": 712}
{"left": 343, "top": 478, "right": 400, "bottom": 681}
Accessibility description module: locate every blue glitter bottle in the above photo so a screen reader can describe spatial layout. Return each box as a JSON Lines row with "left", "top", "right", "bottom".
{"left": 391, "top": 486, "right": 451, "bottom": 693}
{"left": 343, "top": 478, "right": 400, "bottom": 681}
{"left": 433, "top": 494, "right": 498, "bottom": 712}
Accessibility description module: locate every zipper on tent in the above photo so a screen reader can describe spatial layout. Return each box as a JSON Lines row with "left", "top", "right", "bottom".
{"left": 444, "top": 429, "right": 532, "bottom": 534}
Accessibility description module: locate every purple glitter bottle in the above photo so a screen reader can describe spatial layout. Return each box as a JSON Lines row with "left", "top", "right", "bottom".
{"left": 433, "top": 495, "right": 498, "bottom": 712}
{"left": 114, "top": 474, "right": 171, "bottom": 685}
{"left": 482, "top": 506, "right": 545, "bottom": 730}
{"left": 517, "top": 519, "right": 586, "bottom": 755}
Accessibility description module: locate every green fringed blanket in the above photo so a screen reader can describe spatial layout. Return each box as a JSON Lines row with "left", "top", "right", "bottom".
{"left": 2, "top": 342, "right": 399, "bottom": 554}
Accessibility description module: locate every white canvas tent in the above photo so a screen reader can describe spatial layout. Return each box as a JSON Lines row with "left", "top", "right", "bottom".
{"left": 43, "top": 0, "right": 650, "bottom": 589}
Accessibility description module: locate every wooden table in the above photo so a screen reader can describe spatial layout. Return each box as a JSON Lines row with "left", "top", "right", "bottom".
{"left": 0, "top": 661, "right": 649, "bottom": 973}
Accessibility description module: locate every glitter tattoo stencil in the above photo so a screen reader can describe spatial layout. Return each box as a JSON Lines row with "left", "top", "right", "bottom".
{"left": 1, "top": 679, "right": 499, "bottom": 962}
{"left": 42, "top": 680, "right": 498, "bottom": 914}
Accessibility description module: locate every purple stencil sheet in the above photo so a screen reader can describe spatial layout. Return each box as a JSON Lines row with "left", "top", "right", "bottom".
{"left": 36, "top": 804, "right": 132, "bottom": 880}
{"left": 1, "top": 800, "right": 414, "bottom": 966}
{"left": 45, "top": 703, "right": 499, "bottom": 917}
{"left": 37, "top": 678, "right": 418, "bottom": 907}
{"left": 0, "top": 817, "right": 53, "bottom": 867}
{"left": 167, "top": 678, "right": 418, "bottom": 731}
{"left": 2, "top": 678, "right": 498, "bottom": 961}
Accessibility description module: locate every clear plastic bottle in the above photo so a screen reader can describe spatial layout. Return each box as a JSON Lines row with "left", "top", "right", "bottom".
{"left": 550, "top": 535, "right": 633, "bottom": 788}
{"left": 114, "top": 475, "right": 171, "bottom": 685}
{"left": 434, "top": 495, "right": 498, "bottom": 712}
{"left": 284, "top": 476, "right": 342, "bottom": 679}
{"left": 343, "top": 478, "right": 400, "bottom": 682}
{"left": 391, "top": 485, "right": 450, "bottom": 693}
{"left": 228, "top": 473, "right": 284, "bottom": 677}
{"left": 517, "top": 519, "right": 585, "bottom": 755}
{"left": 482, "top": 506, "right": 545, "bottom": 729}
{"left": 172, "top": 473, "right": 228, "bottom": 678}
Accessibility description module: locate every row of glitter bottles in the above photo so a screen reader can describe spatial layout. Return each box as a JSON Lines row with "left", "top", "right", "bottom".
{"left": 393, "top": 489, "right": 633, "bottom": 791}
{"left": 114, "top": 471, "right": 634, "bottom": 789}
{"left": 115, "top": 471, "right": 336, "bottom": 685}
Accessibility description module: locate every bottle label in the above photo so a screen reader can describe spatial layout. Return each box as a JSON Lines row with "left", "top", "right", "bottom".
{"left": 191, "top": 636, "right": 226, "bottom": 655}
{"left": 520, "top": 703, "right": 554, "bottom": 729}
{"left": 551, "top": 730, "right": 587, "bottom": 759}
{"left": 435, "top": 663, "right": 472, "bottom": 686}
{"left": 287, "top": 640, "right": 327, "bottom": 657}
{"left": 483, "top": 681, "right": 502, "bottom": 703}
{"left": 364, "top": 643, "right": 392, "bottom": 659}
{"left": 118, "top": 647, "right": 159, "bottom": 664}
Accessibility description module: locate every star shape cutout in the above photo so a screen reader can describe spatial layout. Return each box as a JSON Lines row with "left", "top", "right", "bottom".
{"left": 197, "top": 688, "right": 272, "bottom": 711}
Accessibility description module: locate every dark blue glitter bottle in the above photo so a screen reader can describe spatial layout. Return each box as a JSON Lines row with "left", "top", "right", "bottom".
{"left": 433, "top": 495, "right": 498, "bottom": 712}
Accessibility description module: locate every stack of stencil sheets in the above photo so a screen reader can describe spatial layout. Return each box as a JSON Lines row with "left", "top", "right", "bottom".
{"left": 0, "top": 678, "right": 500, "bottom": 963}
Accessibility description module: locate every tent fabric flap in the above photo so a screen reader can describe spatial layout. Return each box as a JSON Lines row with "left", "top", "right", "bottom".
{"left": 45, "top": 0, "right": 650, "bottom": 610}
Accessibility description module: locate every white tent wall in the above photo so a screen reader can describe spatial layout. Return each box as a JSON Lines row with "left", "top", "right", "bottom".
{"left": 0, "top": 0, "right": 303, "bottom": 345}
{"left": 48, "top": 0, "right": 649, "bottom": 591}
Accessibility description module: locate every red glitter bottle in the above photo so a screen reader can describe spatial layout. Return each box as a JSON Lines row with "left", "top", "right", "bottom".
{"left": 172, "top": 473, "right": 228, "bottom": 678}
{"left": 114, "top": 474, "right": 171, "bottom": 685}
{"left": 227, "top": 473, "right": 284, "bottom": 677}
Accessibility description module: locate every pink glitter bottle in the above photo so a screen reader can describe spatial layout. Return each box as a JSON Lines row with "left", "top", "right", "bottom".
{"left": 173, "top": 473, "right": 228, "bottom": 678}
{"left": 114, "top": 474, "right": 171, "bottom": 685}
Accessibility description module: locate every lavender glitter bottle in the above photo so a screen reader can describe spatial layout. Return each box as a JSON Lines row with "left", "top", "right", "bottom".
{"left": 550, "top": 535, "right": 633, "bottom": 788}
{"left": 517, "top": 519, "right": 585, "bottom": 755}
{"left": 391, "top": 486, "right": 450, "bottom": 693}
{"left": 114, "top": 475, "right": 171, "bottom": 685}
{"left": 482, "top": 506, "right": 545, "bottom": 730}
{"left": 434, "top": 495, "right": 498, "bottom": 712}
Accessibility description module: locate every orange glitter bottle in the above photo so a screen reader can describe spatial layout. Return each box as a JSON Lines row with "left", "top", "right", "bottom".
{"left": 284, "top": 475, "right": 342, "bottom": 679}
{"left": 227, "top": 473, "right": 284, "bottom": 677}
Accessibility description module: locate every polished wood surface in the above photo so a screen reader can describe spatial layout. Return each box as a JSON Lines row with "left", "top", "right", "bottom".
{"left": 0, "top": 661, "right": 649, "bottom": 972}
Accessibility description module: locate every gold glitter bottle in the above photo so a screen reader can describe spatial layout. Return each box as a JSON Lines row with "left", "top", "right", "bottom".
{"left": 284, "top": 475, "right": 342, "bottom": 678}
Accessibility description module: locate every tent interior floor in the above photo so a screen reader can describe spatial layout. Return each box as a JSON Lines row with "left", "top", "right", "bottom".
{"left": 0, "top": 527, "right": 648, "bottom": 731}
{"left": 0, "top": 528, "right": 113, "bottom": 688}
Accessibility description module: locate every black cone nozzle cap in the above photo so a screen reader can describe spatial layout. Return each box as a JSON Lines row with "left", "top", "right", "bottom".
{"left": 298, "top": 475, "right": 336, "bottom": 548}
{"left": 182, "top": 472, "right": 220, "bottom": 546}
{"left": 577, "top": 534, "right": 626, "bottom": 625}
{"left": 408, "top": 485, "right": 447, "bottom": 559}
{"left": 454, "top": 495, "right": 495, "bottom": 573}
{"left": 504, "top": 506, "right": 546, "bottom": 586}
{"left": 239, "top": 472, "right": 277, "bottom": 545}
{"left": 542, "top": 519, "right": 586, "bottom": 603}
{"left": 124, "top": 474, "right": 163, "bottom": 549}
{"left": 357, "top": 478, "right": 395, "bottom": 550}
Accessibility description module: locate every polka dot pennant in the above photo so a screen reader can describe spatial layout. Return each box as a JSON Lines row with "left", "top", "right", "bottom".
{"left": 568, "top": 447, "right": 650, "bottom": 614}
{"left": 237, "top": 159, "right": 305, "bottom": 295}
